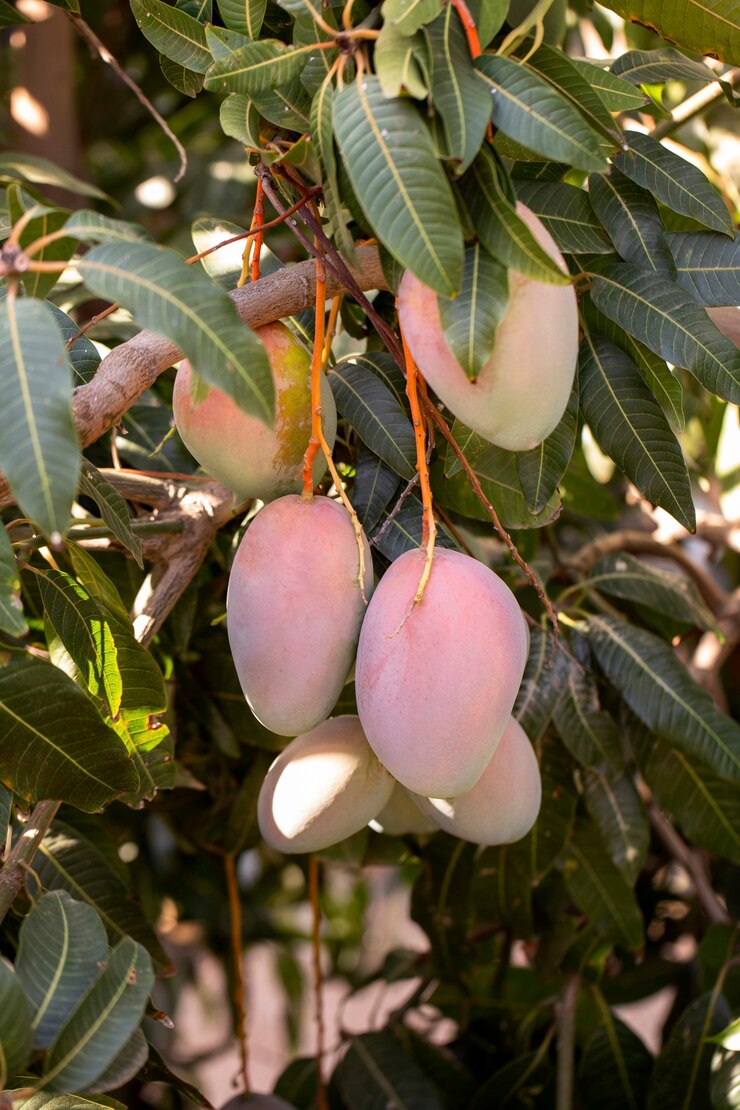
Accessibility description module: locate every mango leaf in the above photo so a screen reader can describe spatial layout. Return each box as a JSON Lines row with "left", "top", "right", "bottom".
{"left": 76, "top": 241, "right": 273, "bottom": 424}
{"left": 251, "top": 75, "right": 311, "bottom": 130}
{"left": 42, "top": 938, "right": 153, "bottom": 1093}
{"left": 0, "top": 522, "right": 26, "bottom": 637}
{"left": 667, "top": 231, "right": 740, "bottom": 307}
{"left": 613, "top": 133, "right": 734, "bottom": 238}
{"left": 578, "top": 330, "right": 695, "bottom": 531}
{"left": 522, "top": 41, "right": 622, "bottom": 148}
{"left": 552, "top": 664, "right": 625, "bottom": 776}
{"left": 610, "top": 46, "right": 722, "bottom": 85}
{"left": 600, "top": 5, "right": 739, "bottom": 67}
{"left": 563, "top": 819, "right": 644, "bottom": 951}
{"left": 15, "top": 891, "right": 108, "bottom": 1050}
{"left": 130, "top": 0, "right": 210, "bottom": 72}
{"left": 633, "top": 729, "right": 740, "bottom": 864}
{"left": 160, "top": 53, "right": 203, "bottom": 96}
{"left": 0, "top": 785, "right": 10, "bottom": 843}
{"left": 588, "top": 614, "right": 740, "bottom": 783}
{"left": 648, "top": 992, "right": 733, "bottom": 1110}
{"left": 78, "top": 462, "right": 144, "bottom": 568}
{"left": 473, "top": 842, "right": 534, "bottom": 936}
{"left": 460, "top": 147, "right": 570, "bottom": 283}
{"left": 44, "top": 303, "right": 101, "bottom": 387}
{"left": 67, "top": 544, "right": 131, "bottom": 625}
{"left": 571, "top": 59, "right": 648, "bottom": 111}
{"left": 0, "top": 152, "right": 109, "bottom": 201}
{"left": 354, "top": 447, "right": 401, "bottom": 534}
{"left": 374, "top": 21, "right": 427, "bottom": 100}
{"left": 0, "top": 297, "right": 80, "bottom": 538}
{"left": 517, "top": 379, "right": 578, "bottom": 513}
{"left": 521, "top": 730, "right": 577, "bottom": 880}
{"left": 90, "top": 1027, "right": 149, "bottom": 1093}
{"left": 0, "top": 652, "right": 138, "bottom": 811}
{"left": 584, "top": 769, "right": 648, "bottom": 884}
{"left": 0, "top": 960, "right": 33, "bottom": 1077}
{"left": 514, "top": 627, "right": 570, "bottom": 742}
{"left": 443, "top": 418, "right": 490, "bottom": 479}
{"left": 589, "top": 263, "right": 740, "bottom": 405}
{"left": 63, "top": 210, "right": 151, "bottom": 245}
{"left": 217, "top": 0, "right": 266, "bottom": 37}
{"left": 382, "top": 0, "right": 443, "bottom": 37}
{"left": 328, "top": 357, "right": 416, "bottom": 480}
{"left": 293, "top": 11, "right": 337, "bottom": 97}
{"left": 219, "top": 93, "right": 268, "bottom": 148}
{"left": 7, "top": 184, "right": 76, "bottom": 300}
{"left": 371, "top": 496, "right": 457, "bottom": 562}
{"left": 514, "top": 180, "right": 613, "bottom": 254}
{"left": 17, "top": 1095, "right": 127, "bottom": 1109}
{"left": 432, "top": 442, "right": 561, "bottom": 529}
{"left": 310, "top": 79, "right": 354, "bottom": 261}
{"left": 204, "top": 37, "right": 316, "bottom": 94}
{"left": 333, "top": 77, "right": 463, "bottom": 295}
{"left": 177, "top": 1, "right": 212, "bottom": 23}
{"left": 588, "top": 170, "right": 676, "bottom": 274}
{"left": 0, "top": 0, "right": 30, "bottom": 25}
{"left": 476, "top": 55, "right": 607, "bottom": 173}
{"left": 437, "top": 243, "right": 509, "bottom": 380}
{"left": 336, "top": 1030, "right": 446, "bottom": 1110}
{"left": 205, "top": 22, "right": 249, "bottom": 58}
{"left": 34, "top": 821, "right": 170, "bottom": 972}
{"left": 579, "top": 986, "right": 653, "bottom": 1110}
{"left": 424, "top": 5, "right": 492, "bottom": 173}
{"left": 585, "top": 552, "right": 716, "bottom": 630}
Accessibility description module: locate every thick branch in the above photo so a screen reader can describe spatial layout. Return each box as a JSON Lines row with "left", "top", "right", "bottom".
{"left": 0, "top": 799, "right": 59, "bottom": 925}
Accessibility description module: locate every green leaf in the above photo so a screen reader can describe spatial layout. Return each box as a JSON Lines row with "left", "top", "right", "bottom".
{"left": 333, "top": 77, "right": 463, "bottom": 296}
{"left": 437, "top": 243, "right": 509, "bottom": 380}
{"left": 610, "top": 46, "right": 722, "bottom": 85}
{"left": 371, "top": 496, "right": 457, "bottom": 561}
{"left": 293, "top": 10, "right": 338, "bottom": 97}
{"left": 648, "top": 992, "right": 733, "bottom": 1110}
{"left": 563, "top": 819, "right": 644, "bottom": 951}
{"left": 579, "top": 986, "right": 654, "bottom": 1110}
{"left": 310, "top": 79, "right": 354, "bottom": 261}
{"left": 475, "top": 55, "right": 607, "bottom": 173}
{"left": 328, "top": 356, "right": 416, "bottom": 480}
{"left": 570, "top": 59, "right": 649, "bottom": 111}
{"left": 204, "top": 37, "right": 316, "bottom": 93}
{"left": 588, "top": 615, "right": 740, "bottom": 783}
{"left": 63, "top": 211, "right": 151, "bottom": 245}
{"left": 34, "top": 821, "right": 170, "bottom": 972}
{"left": 578, "top": 330, "right": 695, "bottom": 531}
{"left": 584, "top": 769, "right": 648, "bottom": 884}
{"left": 66, "top": 544, "right": 131, "bottom": 625}
{"left": 442, "top": 418, "right": 490, "bottom": 479}
{"left": 514, "top": 627, "right": 570, "bottom": 742}
{"left": 374, "top": 22, "right": 427, "bottom": 100}
{"left": 354, "top": 447, "right": 401, "bottom": 534}
{"left": 522, "top": 41, "right": 622, "bottom": 148}
{"left": 0, "top": 0, "right": 30, "bottom": 25}
{"left": 553, "top": 664, "right": 625, "bottom": 776}
{"left": 602, "top": 5, "right": 739, "bottom": 67}
{"left": 0, "top": 152, "right": 108, "bottom": 201}
{"left": 44, "top": 303, "right": 101, "bottom": 387}
{"left": 159, "top": 54, "right": 204, "bottom": 97}
{"left": 514, "top": 180, "right": 613, "bottom": 255}
{"left": 585, "top": 551, "right": 717, "bottom": 630}
{"left": 588, "top": 169, "right": 676, "bottom": 274}
{"left": 130, "top": 0, "right": 210, "bottom": 72}
{"left": 15, "top": 891, "right": 108, "bottom": 1049}
{"left": 251, "top": 75, "right": 311, "bottom": 130}
{"left": 0, "top": 523, "right": 26, "bottom": 638}
{"left": 0, "top": 298, "right": 80, "bottom": 538}
{"left": 219, "top": 93, "right": 268, "bottom": 148}
{"left": 336, "top": 1030, "right": 446, "bottom": 1109}
{"left": 589, "top": 263, "right": 740, "bottom": 405}
{"left": 42, "top": 937, "right": 153, "bottom": 1092}
{"left": 633, "top": 729, "right": 740, "bottom": 864}
{"left": 7, "top": 184, "right": 76, "bottom": 299}
{"left": 668, "top": 231, "right": 740, "bottom": 307}
{"left": 205, "top": 22, "right": 250, "bottom": 59}
{"left": 177, "top": 1, "right": 213, "bottom": 22}
{"left": 15, "top": 1097, "right": 121, "bottom": 1110}
{"left": 90, "top": 1027, "right": 148, "bottom": 1093}
{"left": 0, "top": 785, "right": 10, "bottom": 843}
{"left": 432, "top": 441, "right": 561, "bottom": 529}
{"left": 0, "top": 959, "right": 33, "bottom": 1077}
{"left": 424, "top": 5, "right": 492, "bottom": 173}
{"left": 613, "top": 133, "right": 734, "bottom": 238}
{"left": 517, "top": 379, "right": 578, "bottom": 513}
{"left": 521, "top": 730, "right": 577, "bottom": 880}
{"left": 382, "top": 0, "right": 443, "bottom": 37}
{"left": 38, "top": 570, "right": 122, "bottom": 718}
{"left": 460, "top": 147, "right": 571, "bottom": 283}
{"left": 0, "top": 652, "right": 138, "bottom": 810}
{"left": 217, "top": 0, "right": 266, "bottom": 38}
{"left": 78, "top": 462, "right": 143, "bottom": 568}
{"left": 76, "top": 241, "right": 274, "bottom": 424}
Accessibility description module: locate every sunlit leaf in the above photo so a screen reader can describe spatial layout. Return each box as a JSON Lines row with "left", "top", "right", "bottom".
{"left": 601, "top": 7, "right": 739, "bottom": 67}
{"left": 204, "top": 37, "right": 317, "bottom": 93}
{"left": 374, "top": 21, "right": 427, "bottom": 100}
{"left": 382, "top": 0, "right": 443, "bottom": 37}
{"left": 130, "top": 0, "right": 210, "bottom": 72}
{"left": 0, "top": 152, "right": 109, "bottom": 201}
{"left": 571, "top": 59, "right": 648, "bottom": 111}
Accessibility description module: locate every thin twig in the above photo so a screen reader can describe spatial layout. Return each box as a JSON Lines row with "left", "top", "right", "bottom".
{"left": 225, "top": 853, "right": 251, "bottom": 1094}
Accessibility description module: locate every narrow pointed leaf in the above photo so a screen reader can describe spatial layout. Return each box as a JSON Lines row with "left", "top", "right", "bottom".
{"left": 0, "top": 152, "right": 109, "bottom": 201}
{"left": 371, "top": 496, "right": 457, "bottom": 562}
{"left": 523, "top": 41, "right": 622, "bottom": 147}
{"left": 584, "top": 769, "right": 649, "bottom": 883}
{"left": 0, "top": 960, "right": 33, "bottom": 1076}
{"left": 610, "top": 46, "right": 722, "bottom": 85}
{"left": 130, "top": 0, "right": 210, "bottom": 71}
{"left": 586, "top": 552, "right": 716, "bottom": 630}
{"left": 432, "top": 442, "right": 561, "bottom": 529}
{"left": 336, "top": 1030, "right": 446, "bottom": 1110}
{"left": 63, "top": 210, "right": 151, "bottom": 245}
{"left": 78, "top": 462, "right": 144, "bottom": 568}
{"left": 553, "top": 664, "right": 625, "bottom": 776}
{"left": 0, "top": 652, "right": 138, "bottom": 811}
{"left": 588, "top": 170, "right": 676, "bottom": 273}
{"left": 293, "top": 11, "right": 337, "bottom": 97}
{"left": 563, "top": 819, "right": 644, "bottom": 951}
{"left": 517, "top": 380, "right": 578, "bottom": 513}
{"left": 0, "top": 523, "right": 26, "bottom": 637}
{"left": 588, "top": 614, "right": 740, "bottom": 783}
{"left": 437, "top": 243, "right": 509, "bottom": 379}
{"left": 382, "top": 0, "right": 444, "bottom": 37}
{"left": 217, "top": 0, "right": 266, "bottom": 38}
{"left": 648, "top": 992, "right": 733, "bottom": 1110}
{"left": 601, "top": 7, "right": 739, "bottom": 67}
{"left": 589, "top": 263, "right": 740, "bottom": 405}
{"left": 328, "top": 358, "right": 416, "bottom": 479}
{"left": 578, "top": 330, "right": 695, "bottom": 530}
{"left": 0, "top": 0, "right": 30, "bottom": 25}
{"left": 204, "top": 38, "right": 316, "bottom": 93}
{"left": 613, "top": 132, "right": 734, "bottom": 237}
{"left": 90, "top": 1026, "right": 149, "bottom": 1093}
{"left": 43, "top": 937, "right": 153, "bottom": 1093}
{"left": 571, "top": 60, "right": 648, "bottom": 111}
{"left": 77, "top": 241, "right": 273, "bottom": 424}
{"left": 518, "top": 730, "right": 577, "bottom": 880}
{"left": 0, "top": 297, "right": 80, "bottom": 538}
{"left": 354, "top": 448, "right": 401, "bottom": 535}
{"left": 514, "top": 627, "right": 571, "bottom": 741}
{"left": 160, "top": 53, "right": 204, "bottom": 96}
{"left": 476, "top": 55, "right": 607, "bottom": 173}
{"left": 44, "top": 303, "right": 101, "bottom": 387}
{"left": 374, "top": 21, "right": 427, "bottom": 99}
{"left": 667, "top": 231, "right": 740, "bottom": 307}
{"left": 579, "top": 988, "right": 653, "bottom": 1110}
{"left": 310, "top": 79, "right": 354, "bottom": 260}
{"left": 443, "top": 418, "right": 490, "bottom": 479}
{"left": 333, "top": 77, "right": 463, "bottom": 295}
{"left": 515, "top": 180, "right": 613, "bottom": 254}
{"left": 15, "top": 891, "right": 109, "bottom": 1049}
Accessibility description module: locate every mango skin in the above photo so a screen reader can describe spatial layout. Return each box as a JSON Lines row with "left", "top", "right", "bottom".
{"left": 355, "top": 548, "right": 528, "bottom": 798}
{"left": 397, "top": 205, "right": 578, "bottom": 452}
{"left": 370, "top": 781, "right": 438, "bottom": 836}
{"left": 227, "top": 495, "right": 374, "bottom": 736}
{"left": 258, "top": 716, "right": 394, "bottom": 853}
{"left": 414, "top": 717, "right": 541, "bottom": 845}
{"left": 173, "top": 321, "right": 337, "bottom": 500}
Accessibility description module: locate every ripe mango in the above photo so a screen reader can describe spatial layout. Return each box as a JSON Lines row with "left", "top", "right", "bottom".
{"left": 370, "top": 781, "right": 438, "bottom": 836}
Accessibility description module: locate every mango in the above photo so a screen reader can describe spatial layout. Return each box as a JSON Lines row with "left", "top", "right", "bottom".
{"left": 258, "top": 716, "right": 394, "bottom": 853}
{"left": 369, "top": 781, "right": 438, "bottom": 836}
{"left": 355, "top": 548, "right": 528, "bottom": 797}
{"left": 414, "top": 717, "right": 541, "bottom": 845}
{"left": 227, "top": 494, "right": 373, "bottom": 736}
{"left": 397, "top": 205, "right": 577, "bottom": 451}
{"left": 173, "top": 321, "right": 337, "bottom": 500}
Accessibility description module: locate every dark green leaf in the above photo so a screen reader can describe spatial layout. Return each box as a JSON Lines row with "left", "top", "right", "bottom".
{"left": 563, "top": 819, "right": 644, "bottom": 951}
{"left": 517, "top": 379, "right": 578, "bottom": 513}
{"left": 514, "top": 626, "right": 570, "bottom": 742}
{"left": 668, "top": 231, "right": 740, "bottom": 307}
{"left": 586, "top": 552, "right": 717, "bottom": 630}
{"left": 333, "top": 77, "right": 463, "bottom": 296}
{"left": 217, "top": 0, "right": 266, "bottom": 38}
{"left": 0, "top": 652, "right": 138, "bottom": 811}
{"left": 90, "top": 1027, "right": 149, "bottom": 1093}
{"left": 130, "top": 0, "right": 210, "bottom": 72}
{"left": 204, "top": 37, "right": 316, "bottom": 93}
{"left": 648, "top": 991, "right": 733, "bottom": 1110}
{"left": 0, "top": 0, "right": 30, "bottom": 25}
{"left": 469, "top": 1050, "right": 551, "bottom": 1109}
{"left": 354, "top": 448, "right": 401, "bottom": 534}
{"left": 251, "top": 75, "right": 311, "bottom": 130}
{"left": 571, "top": 59, "right": 648, "bottom": 111}
{"left": 437, "top": 243, "right": 509, "bottom": 379}
{"left": 0, "top": 960, "right": 33, "bottom": 1076}
{"left": 0, "top": 785, "right": 10, "bottom": 843}
{"left": 159, "top": 54, "right": 204, "bottom": 96}
{"left": 0, "top": 522, "right": 26, "bottom": 637}
{"left": 553, "top": 664, "right": 624, "bottom": 776}
{"left": 310, "top": 79, "right": 354, "bottom": 261}
{"left": 588, "top": 615, "right": 740, "bottom": 783}
{"left": 613, "top": 133, "right": 734, "bottom": 238}
{"left": 473, "top": 842, "right": 533, "bottom": 935}
{"left": 44, "top": 303, "right": 101, "bottom": 386}
{"left": 442, "top": 418, "right": 490, "bottom": 479}
{"left": 523, "top": 40, "right": 622, "bottom": 147}
{"left": 328, "top": 356, "right": 416, "bottom": 479}
{"left": 293, "top": 11, "right": 338, "bottom": 97}
{"left": 579, "top": 986, "right": 653, "bottom": 1110}
{"left": 432, "top": 441, "right": 561, "bottom": 529}
{"left": 610, "top": 46, "right": 721, "bottom": 85}
{"left": 78, "top": 462, "right": 143, "bottom": 568}
{"left": 584, "top": 769, "right": 648, "bottom": 883}
{"left": 0, "top": 152, "right": 108, "bottom": 201}
{"left": 336, "top": 1030, "right": 445, "bottom": 1109}
{"left": 588, "top": 170, "right": 676, "bottom": 273}
{"left": 521, "top": 730, "right": 577, "bottom": 880}
{"left": 370, "top": 496, "right": 457, "bottom": 562}
{"left": 515, "top": 180, "right": 613, "bottom": 254}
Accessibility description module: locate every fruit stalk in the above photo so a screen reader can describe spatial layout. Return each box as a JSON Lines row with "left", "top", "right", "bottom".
{"left": 301, "top": 235, "right": 327, "bottom": 499}
{"left": 401, "top": 323, "right": 436, "bottom": 606}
